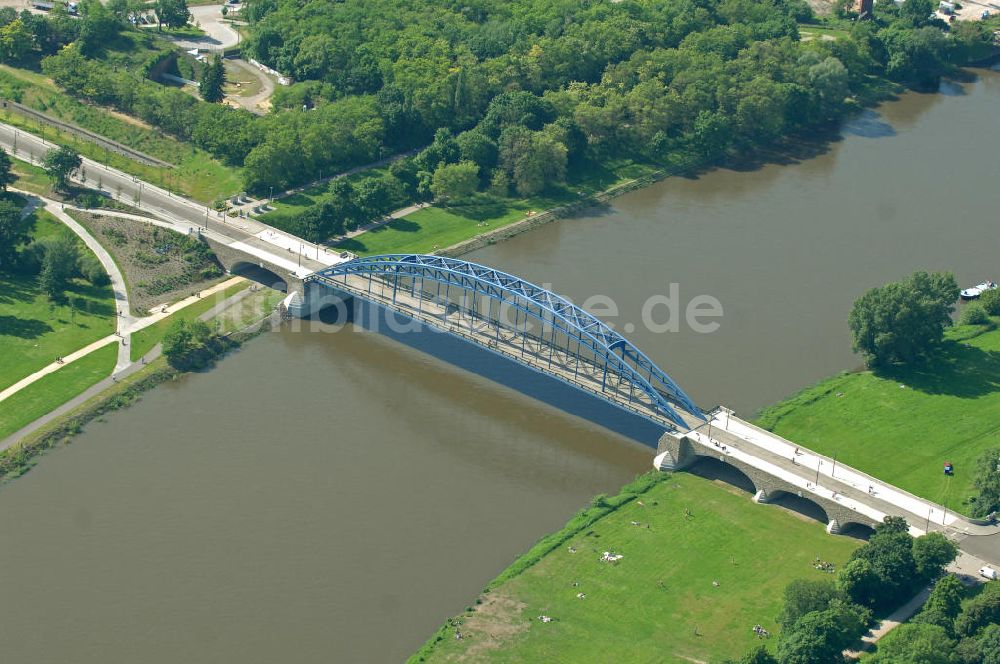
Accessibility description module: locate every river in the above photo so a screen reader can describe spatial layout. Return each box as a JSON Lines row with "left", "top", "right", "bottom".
{"left": 0, "top": 68, "right": 997, "bottom": 663}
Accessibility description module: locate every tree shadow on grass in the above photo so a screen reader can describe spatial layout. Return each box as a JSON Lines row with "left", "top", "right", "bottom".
{"left": 0, "top": 277, "right": 38, "bottom": 306}
{"left": 384, "top": 219, "right": 420, "bottom": 233}
{"left": 443, "top": 197, "right": 513, "bottom": 223}
{"left": 279, "top": 193, "right": 315, "bottom": 208}
{"left": 334, "top": 238, "right": 368, "bottom": 253}
{"left": 875, "top": 341, "right": 1000, "bottom": 399}
{"left": 0, "top": 315, "right": 53, "bottom": 339}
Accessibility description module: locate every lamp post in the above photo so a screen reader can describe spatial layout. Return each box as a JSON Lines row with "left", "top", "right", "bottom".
{"left": 814, "top": 459, "right": 823, "bottom": 487}
{"left": 831, "top": 453, "right": 838, "bottom": 479}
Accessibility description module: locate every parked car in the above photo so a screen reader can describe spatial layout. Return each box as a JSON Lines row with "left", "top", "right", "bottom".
{"left": 980, "top": 566, "right": 998, "bottom": 580}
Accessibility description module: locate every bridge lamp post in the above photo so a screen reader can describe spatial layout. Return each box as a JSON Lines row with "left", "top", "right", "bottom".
{"left": 814, "top": 460, "right": 823, "bottom": 487}
{"left": 831, "top": 453, "right": 838, "bottom": 479}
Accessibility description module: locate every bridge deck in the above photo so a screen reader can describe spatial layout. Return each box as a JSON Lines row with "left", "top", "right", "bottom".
{"left": 681, "top": 410, "right": 979, "bottom": 536}
{"left": 314, "top": 272, "right": 695, "bottom": 430}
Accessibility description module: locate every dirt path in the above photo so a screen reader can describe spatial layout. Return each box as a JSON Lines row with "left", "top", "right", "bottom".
{"left": 225, "top": 58, "right": 276, "bottom": 115}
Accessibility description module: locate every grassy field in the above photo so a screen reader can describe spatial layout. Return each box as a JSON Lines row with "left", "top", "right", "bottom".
{"left": 0, "top": 343, "right": 117, "bottom": 440}
{"left": 333, "top": 159, "right": 657, "bottom": 256}
{"left": 416, "top": 472, "right": 859, "bottom": 664}
{"left": 0, "top": 63, "right": 243, "bottom": 204}
{"left": 130, "top": 281, "right": 249, "bottom": 361}
{"left": 757, "top": 322, "right": 1000, "bottom": 514}
{"left": 0, "top": 212, "right": 116, "bottom": 391}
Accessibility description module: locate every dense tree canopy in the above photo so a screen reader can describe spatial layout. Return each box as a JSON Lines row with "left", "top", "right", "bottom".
{"left": 848, "top": 271, "right": 960, "bottom": 367}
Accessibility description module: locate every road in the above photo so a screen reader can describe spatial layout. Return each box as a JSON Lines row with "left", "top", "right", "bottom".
{"left": 0, "top": 121, "right": 336, "bottom": 276}
{"left": 147, "top": 5, "right": 241, "bottom": 52}
{"left": 225, "top": 57, "right": 276, "bottom": 114}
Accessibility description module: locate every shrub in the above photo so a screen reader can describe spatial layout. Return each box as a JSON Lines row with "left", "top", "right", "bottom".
{"left": 78, "top": 254, "right": 110, "bottom": 286}
{"left": 980, "top": 289, "right": 1000, "bottom": 316}
{"left": 959, "top": 303, "right": 990, "bottom": 326}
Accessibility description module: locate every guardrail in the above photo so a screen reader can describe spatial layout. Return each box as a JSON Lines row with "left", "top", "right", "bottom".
{"left": 0, "top": 99, "right": 175, "bottom": 169}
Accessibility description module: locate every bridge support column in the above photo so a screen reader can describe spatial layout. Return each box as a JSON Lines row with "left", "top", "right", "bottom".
{"left": 753, "top": 489, "right": 771, "bottom": 504}
{"left": 654, "top": 433, "right": 698, "bottom": 471}
{"left": 284, "top": 281, "right": 353, "bottom": 319}
{"left": 826, "top": 519, "right": 841, "bottom": 535}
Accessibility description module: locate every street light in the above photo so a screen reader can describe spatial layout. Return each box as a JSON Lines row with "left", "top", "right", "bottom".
{"left": 814, "top": 459, "right": 823, "bottom": 487}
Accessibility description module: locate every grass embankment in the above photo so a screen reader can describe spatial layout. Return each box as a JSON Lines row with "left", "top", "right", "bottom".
{"left": 0, "top": 62, "right": 242, "bottom": 203}
{"left": 130, "top": 281, "right": 250, "bottom": 360}
{"left": 0, "top": 281, "right": 277, "bottom": 480}
{"left": 259, "top": 159, "right": 656, "bottom": 256}
{"left": 413, "top": 472, "right": 859, "bottom": 664}
{"left": 757, "top": 322, "right": 1000, "bottom": 514}
{"left": 0, "top": 344, "right": 117, "bottom": 440}
{"left": 0, "top": 211, "right": 115, "bottom": 391}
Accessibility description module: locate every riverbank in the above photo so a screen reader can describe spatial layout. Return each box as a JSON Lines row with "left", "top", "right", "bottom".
{"left": 408, "top": 471, "right": 859, "bottom": 663}
{"left": 756, "top": 319, "right": 1000, "bottom": 516}
{"left": 0, "top": 285, "right": 281, "bottom": 483}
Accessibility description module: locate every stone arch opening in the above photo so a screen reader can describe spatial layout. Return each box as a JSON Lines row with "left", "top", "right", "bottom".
{"left": 688, "top": 457, "right": 757, "bottom": 495}
{"left": 837, "top": 522, "right": 876, "bottom": 541}
{"left": 230, "top": 261, "right": 288, "bottom": 292}
{"left": 764, "top": 489, "right": 830, "bottom": 527}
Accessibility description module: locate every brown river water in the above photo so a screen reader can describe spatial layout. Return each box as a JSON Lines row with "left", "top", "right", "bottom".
{"left": 0, "top": 68, "right": 997, "bottom": 663}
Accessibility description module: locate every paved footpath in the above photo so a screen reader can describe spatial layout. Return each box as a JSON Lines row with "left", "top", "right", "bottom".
{"left": 0, "top": 285, "right": 261, "bottom": 453}
{"left": 0, "top": 274, "right": 244, "bottom": 406}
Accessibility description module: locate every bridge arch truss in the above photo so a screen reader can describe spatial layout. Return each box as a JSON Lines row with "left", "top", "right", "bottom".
{"left": 306, "top": 254, "right": 705, "bottom": 430}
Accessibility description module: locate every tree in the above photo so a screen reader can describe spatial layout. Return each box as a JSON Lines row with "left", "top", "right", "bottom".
{"left": 960, "top": 303, "right": 991, "bottom": 326}
{"left": 777, "top": 601, "right": 867, "bottom": 664}
{"left": 0, "top": 17, "right": 33, "bottom": 63}
{"left": 77, "top": 253, "right": 110, "bottom": 286}
{"left": 970, "top": 448, "right": 1000, "bottom": 518}
{"left": 778, "top": 579, "right": 843, "bottom": 629}
{"left": 979, "top": 289, "right": 1000, "bottom": 317}
{"left": 912, "top": 532, "right": 958, "bottom": 581}
{"left": 0, "top": 148, "right": 14, "bottom": 191}
{"left": 848, "top": 271, "right": 959, "bottom": 367}
{"left": 39, "top": 234, "right": 79, "bottom": 301}
{"left": 954, "top": 581, "right": 1000, "bottom": 638}
{"left": 976, "top": 623, "right": 1000, "bottom": 664}
{"left": 430, "top": 161, "right": 479, "bottom": 201}
{"left": 200, "top": 54, "right": 226, "bottom": 103}
{"left": 725, "top": 645, "right": 778, "bottom": 664}
{"left": 498, "top": 126, "right": 567, "bottom": 197}
{"left": 162, "top": 319, "right": 224, "bottom": 371}
{"left": 898, "top": 0, "right": 934, "bottom": 27}
{"left": 155, "top": 0, "right": 189, "bottom": 29}
{"left": 837, "top": 558, "right": 882, "bottom": 609}
{"left": 43, "top": 146, "right": 82, "bottom": 192}
{"left": 914, "top": 574, "right": 964, "bottom": 634}
{"left": 868, "top": 623, "right": 957, "bottom": 663}
{"left": 808, "top": 57, "right": 849, "bottom": 119}
{"left": 0, "top": 197, "right": 30, "bottom": 272}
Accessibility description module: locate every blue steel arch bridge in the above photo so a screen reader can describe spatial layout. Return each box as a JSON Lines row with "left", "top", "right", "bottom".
{"left": 303, "top": 253, "right": 705, "bottom": 431}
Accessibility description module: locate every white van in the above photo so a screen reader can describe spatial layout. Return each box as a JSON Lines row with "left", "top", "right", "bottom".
{"left": 979, "top": 567, "right": 998, "bottom": 580}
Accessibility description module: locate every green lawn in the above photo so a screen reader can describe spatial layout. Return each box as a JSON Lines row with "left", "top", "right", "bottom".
{"left": 130, "top": 281, "right": 249, "bottom": 361}
{"left": 799, "top": 24, "right": 849, "bottom": 41}
{"left": 262, "top": 158, "right": 658, "bottom": 256}
{"left": 335, "top": 169, "right": 640, "bottom": 257}
{"left": 0, "top": 212, "right": 116, "bottom": 391}
{"left": 0, "top": 343, "right": 117, "bottom": 440}
{"left": 757, "top": 323, "right": 1000, "bottom": 514}
{"left": 10, "top": 160, "right": 52, "bottom": 196}
{"left": 415, "top": 472, "right": 859, "bottom": 664}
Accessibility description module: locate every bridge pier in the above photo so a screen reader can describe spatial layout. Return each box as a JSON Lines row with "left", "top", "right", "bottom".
{"left": 654, "top": 433, "right": 697, "bottom": 471}
{"left": 655, "top": 425, "right": 878, "bottom": 537}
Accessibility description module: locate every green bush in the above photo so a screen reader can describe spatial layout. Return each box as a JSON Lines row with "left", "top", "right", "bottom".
{"left": 959, "top": 303, "right": 990, "bottom": 326}
{"left": 78, "top": 254, "right": 110, "bottom": 286}
{"left": 979, "top": 289, "right": 1000, "bottom": 316}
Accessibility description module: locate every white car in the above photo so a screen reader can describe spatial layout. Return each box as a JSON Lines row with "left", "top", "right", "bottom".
{"left": 979, "top": 566, "right": 998, "bottom": 580}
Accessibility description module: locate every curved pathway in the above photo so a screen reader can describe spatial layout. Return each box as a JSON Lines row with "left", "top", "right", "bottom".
{"left": 13, "top": 189, "right": 132, "bottom": 371}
